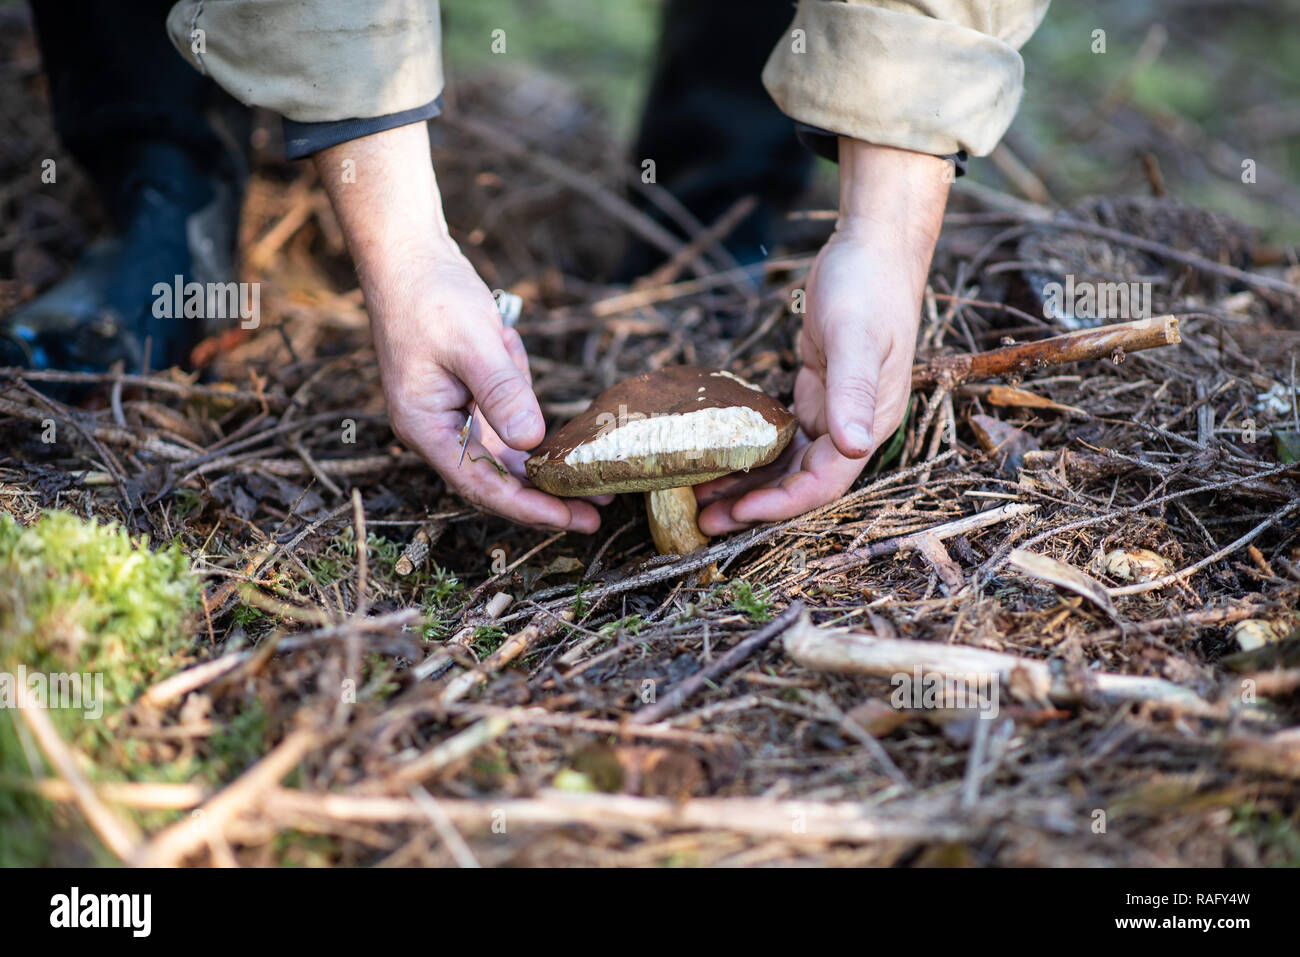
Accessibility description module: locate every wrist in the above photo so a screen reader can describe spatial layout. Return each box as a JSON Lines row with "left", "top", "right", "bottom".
{"left": 314, "top": 122, "right": 461, "bottom": 291}
{"left": 835, "top": 138, "right": 950, "bottom": 255}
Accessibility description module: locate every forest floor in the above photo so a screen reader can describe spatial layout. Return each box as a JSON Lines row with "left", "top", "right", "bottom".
{"left": 2, "top": 6, "right": 1300, "bottom": 866}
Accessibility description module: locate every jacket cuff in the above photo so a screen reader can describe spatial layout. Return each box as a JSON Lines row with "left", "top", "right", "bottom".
{"left": 283, "top": 97, "right": 444, "bottom": 160}
{"left": 794, "top": 121, "right": 968, "bottom": 176}
{"left": 762, "top": 0, "right": 1033, "bottom": 157}
{"left": 166, "top": 0, "right": 444, "bottom": 124}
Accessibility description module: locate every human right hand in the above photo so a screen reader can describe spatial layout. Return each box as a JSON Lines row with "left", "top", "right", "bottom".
{"left": 315, "top": 122, "right": 602, "bottom": 532}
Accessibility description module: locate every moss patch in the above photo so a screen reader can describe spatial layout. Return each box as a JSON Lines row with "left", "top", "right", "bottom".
{"left": 0, "top": 510, "right": 201, "bottom": 865}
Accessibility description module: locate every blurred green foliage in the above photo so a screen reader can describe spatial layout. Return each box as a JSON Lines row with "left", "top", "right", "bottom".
{"left": 444, "top": 0, "right": 1298, "bottom": 240}
{"left": 442, "top": 0, "right": 660, "bottom": 137}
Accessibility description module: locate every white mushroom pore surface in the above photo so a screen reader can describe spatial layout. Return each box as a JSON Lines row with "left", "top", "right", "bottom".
{"left": 563, "top": 405, "right": 778, "bottom": 468}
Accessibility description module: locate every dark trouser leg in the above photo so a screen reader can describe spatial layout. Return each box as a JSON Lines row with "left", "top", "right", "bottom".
{"left": 30, "top": 0, "right": 246, "bottom": 218}
{"left": 619, "top": 0, "right": 813, "bottom": 279}
{"left": 4, "top": 1, "right": 248, "bottom": 373}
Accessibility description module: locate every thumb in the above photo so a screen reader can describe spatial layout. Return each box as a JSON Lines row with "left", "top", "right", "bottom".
{"left": 452, "top": 329, "right": 545, "bottom": 450}
{"left": 824, "top": 318, "right": 884, "bottom": 459}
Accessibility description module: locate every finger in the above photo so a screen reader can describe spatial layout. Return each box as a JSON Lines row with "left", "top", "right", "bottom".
{"left": 458, "top": 444, "right": 602, "bottom": 532}
{"left": 694, "top": 473, "right": 756, "bottom": 507}
{"left": 501, "top": 325, "right": 533, "bottom": 386}
{"left": 792, "top": 367, "right": 828, "bottom": 439}
{"left": 477, "top": 425, "right": 610, "bottom": 507}
{"left": 405, "top": 409, "right": 597, "bottom": 532}
{"left": 448, "top": 328, "right": 545, "bottom": 451}
{"left": 478, "top": 420, "right": 608, "bottom": 525}
{"left": 487, "top": 439, "right": 531, "bottom": 481}
{"left": 824, "top": 318, "right": 887, "bottom": 459}
{"left": 699, "top": 434, "right": 864, "bottom": 534}
{"left": 694, "top": 431, "right": 808, "bottom": 506}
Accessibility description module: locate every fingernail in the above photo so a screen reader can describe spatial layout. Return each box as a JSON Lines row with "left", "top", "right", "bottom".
{"left": 845, "top": 422, "right": 873, "bottom": 451}
{"left": 505, "top": 409, "right": 537, "bottom": 443}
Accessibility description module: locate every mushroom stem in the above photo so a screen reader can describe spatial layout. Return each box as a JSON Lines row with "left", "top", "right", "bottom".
{"left": 646, "top": 486, "right": 710, "bottom": 556}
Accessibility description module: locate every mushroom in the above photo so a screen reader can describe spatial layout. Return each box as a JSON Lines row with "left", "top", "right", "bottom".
{"left": 526, "top": 366, "right": 796, "bottom": 557}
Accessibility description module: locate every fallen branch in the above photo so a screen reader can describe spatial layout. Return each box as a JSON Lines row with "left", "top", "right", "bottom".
{"left": 911, "top": 315, "right": 1181, "bottom": 390}
{"left": 438, "top": 609, "right": 575, "bottom": 706}
{"left": 457, "top": 705, "right": 731, "bottom": 747}
{"left": 16, "top": 705, "right": 142, "bottom": 861}
{"left": 2, "top": 775, "right": 205, "bottom": 810}
{"left": 444, "top": 114, "right": 712, "bottom": 278}
{"left": 813, "top": 502, "right": 1038, "bottom": 575}
{"left": 365, "top": 716, "right": 512, "bottom": 793}
{"left": 129, "top": 728, "right": 320, "bottom": 867}
{"left": 782, "top": 614, "right": 1215, "bottom": 715}
{"left": 1226, "top": 727, "right": 1300, "bottom": 779}
{"left": 142, "top": 654, "right": 248, "bottom": 707}
{"left": 264, "top": 788, "right": 973, "bottom": 844}
{"left": 395, "top": 521, "right": 446, "bottom": 577}
{"left": 0, "top": 367, "right": 282, "bottom": 407}
{"left": 1090, "top": 601, "right": 1289, "bottom": 646}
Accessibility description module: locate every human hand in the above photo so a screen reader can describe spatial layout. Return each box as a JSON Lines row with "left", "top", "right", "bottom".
{"left": 372, "top": 251, "right": 606, "bottom": 532}
{"left": 698, "top": 140, "right": 950, "bottom": 535}
{"left": 315, "top": 122, "right": 603, "bottom": 532}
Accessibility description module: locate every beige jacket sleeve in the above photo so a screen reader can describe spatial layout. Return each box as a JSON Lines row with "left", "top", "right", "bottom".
{"left": 762, "top": 0, "right": 1050, "bottom": 157}
{"left": 165, "top": 0, "right": 444, "bottom": 123}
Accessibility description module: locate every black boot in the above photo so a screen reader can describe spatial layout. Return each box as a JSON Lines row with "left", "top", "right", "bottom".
{"left": 2, "top": 139, "right": 241, "bottom": 373}
{"left": 3, "top": 0, "right": 247, "bottom": 375}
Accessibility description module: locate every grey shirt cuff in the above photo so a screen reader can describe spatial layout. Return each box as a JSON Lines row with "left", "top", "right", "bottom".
{"left": 283, "top": 96, "right": 444, "bottom": 160}
{"left": 794, "top": 121, "right": 968, "bottom": 177}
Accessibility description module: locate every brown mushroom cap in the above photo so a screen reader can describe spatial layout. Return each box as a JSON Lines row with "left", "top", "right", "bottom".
{"left": 526, "top": 366, "right": 797, "bottom": 496}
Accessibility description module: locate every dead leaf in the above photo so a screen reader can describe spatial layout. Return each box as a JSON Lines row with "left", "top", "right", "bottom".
{"left": 845, "top": 698, "right": 915, "bottom": 737}
{"left": 1231, "top": 616, "right": 1300, "bottom": 652}
{"left": 615, "top": 746, "right": 705, "bottom": 800}
{"left": 570, "top": 743, "right": 624, "bottom": 793}
{"left": 1008, "top": 548, "right": 1121, "bottom": 623}
{"left": 1098, "top": 547, "right": 1172, "bottom": 583}
{"left": 987, "top": 384, "right": 1083, "bottom": 416}
{"left": 914, "top": 532, "right": 964, "bottom": 595}
{"left": 970, "top": 414, "right": 1039, "bottom": 474}
{"left": 912, "top": 842, "right": 976, "bottom": 867}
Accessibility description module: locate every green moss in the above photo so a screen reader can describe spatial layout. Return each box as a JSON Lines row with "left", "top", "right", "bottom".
{"left": 571, "top": 584, "right": 592, "bottom": 619}
{"left": 231, "top": 604, "right": 267, "bottom": 630}
{"left": 363, "top": 653, "right": 401, "bottom": 702}
{"left": 0, "top": 510, "right": 199, "bottom": 704}
{"left": 421, "top": 565, "right": 465, "bottom": 643}
{"left": 208, "top": 696, "right": 270, "bottom": 781}
{"left": 273, "top": 829, "right": 337, "bottom": 867}
{"left": 0, "top": 510, "right": 201, "bottom": 865}
{"left": 728, "top": 580, "right": 773, "bottom": 623}
{"left": 471, "top": 625, "right": 506, "bottom": 658}
{"left": 1230, "top": 803, "right": 1300, "bottom": 867}
{"left": 599, "top": 614, "right": 643, "bottom": 638}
